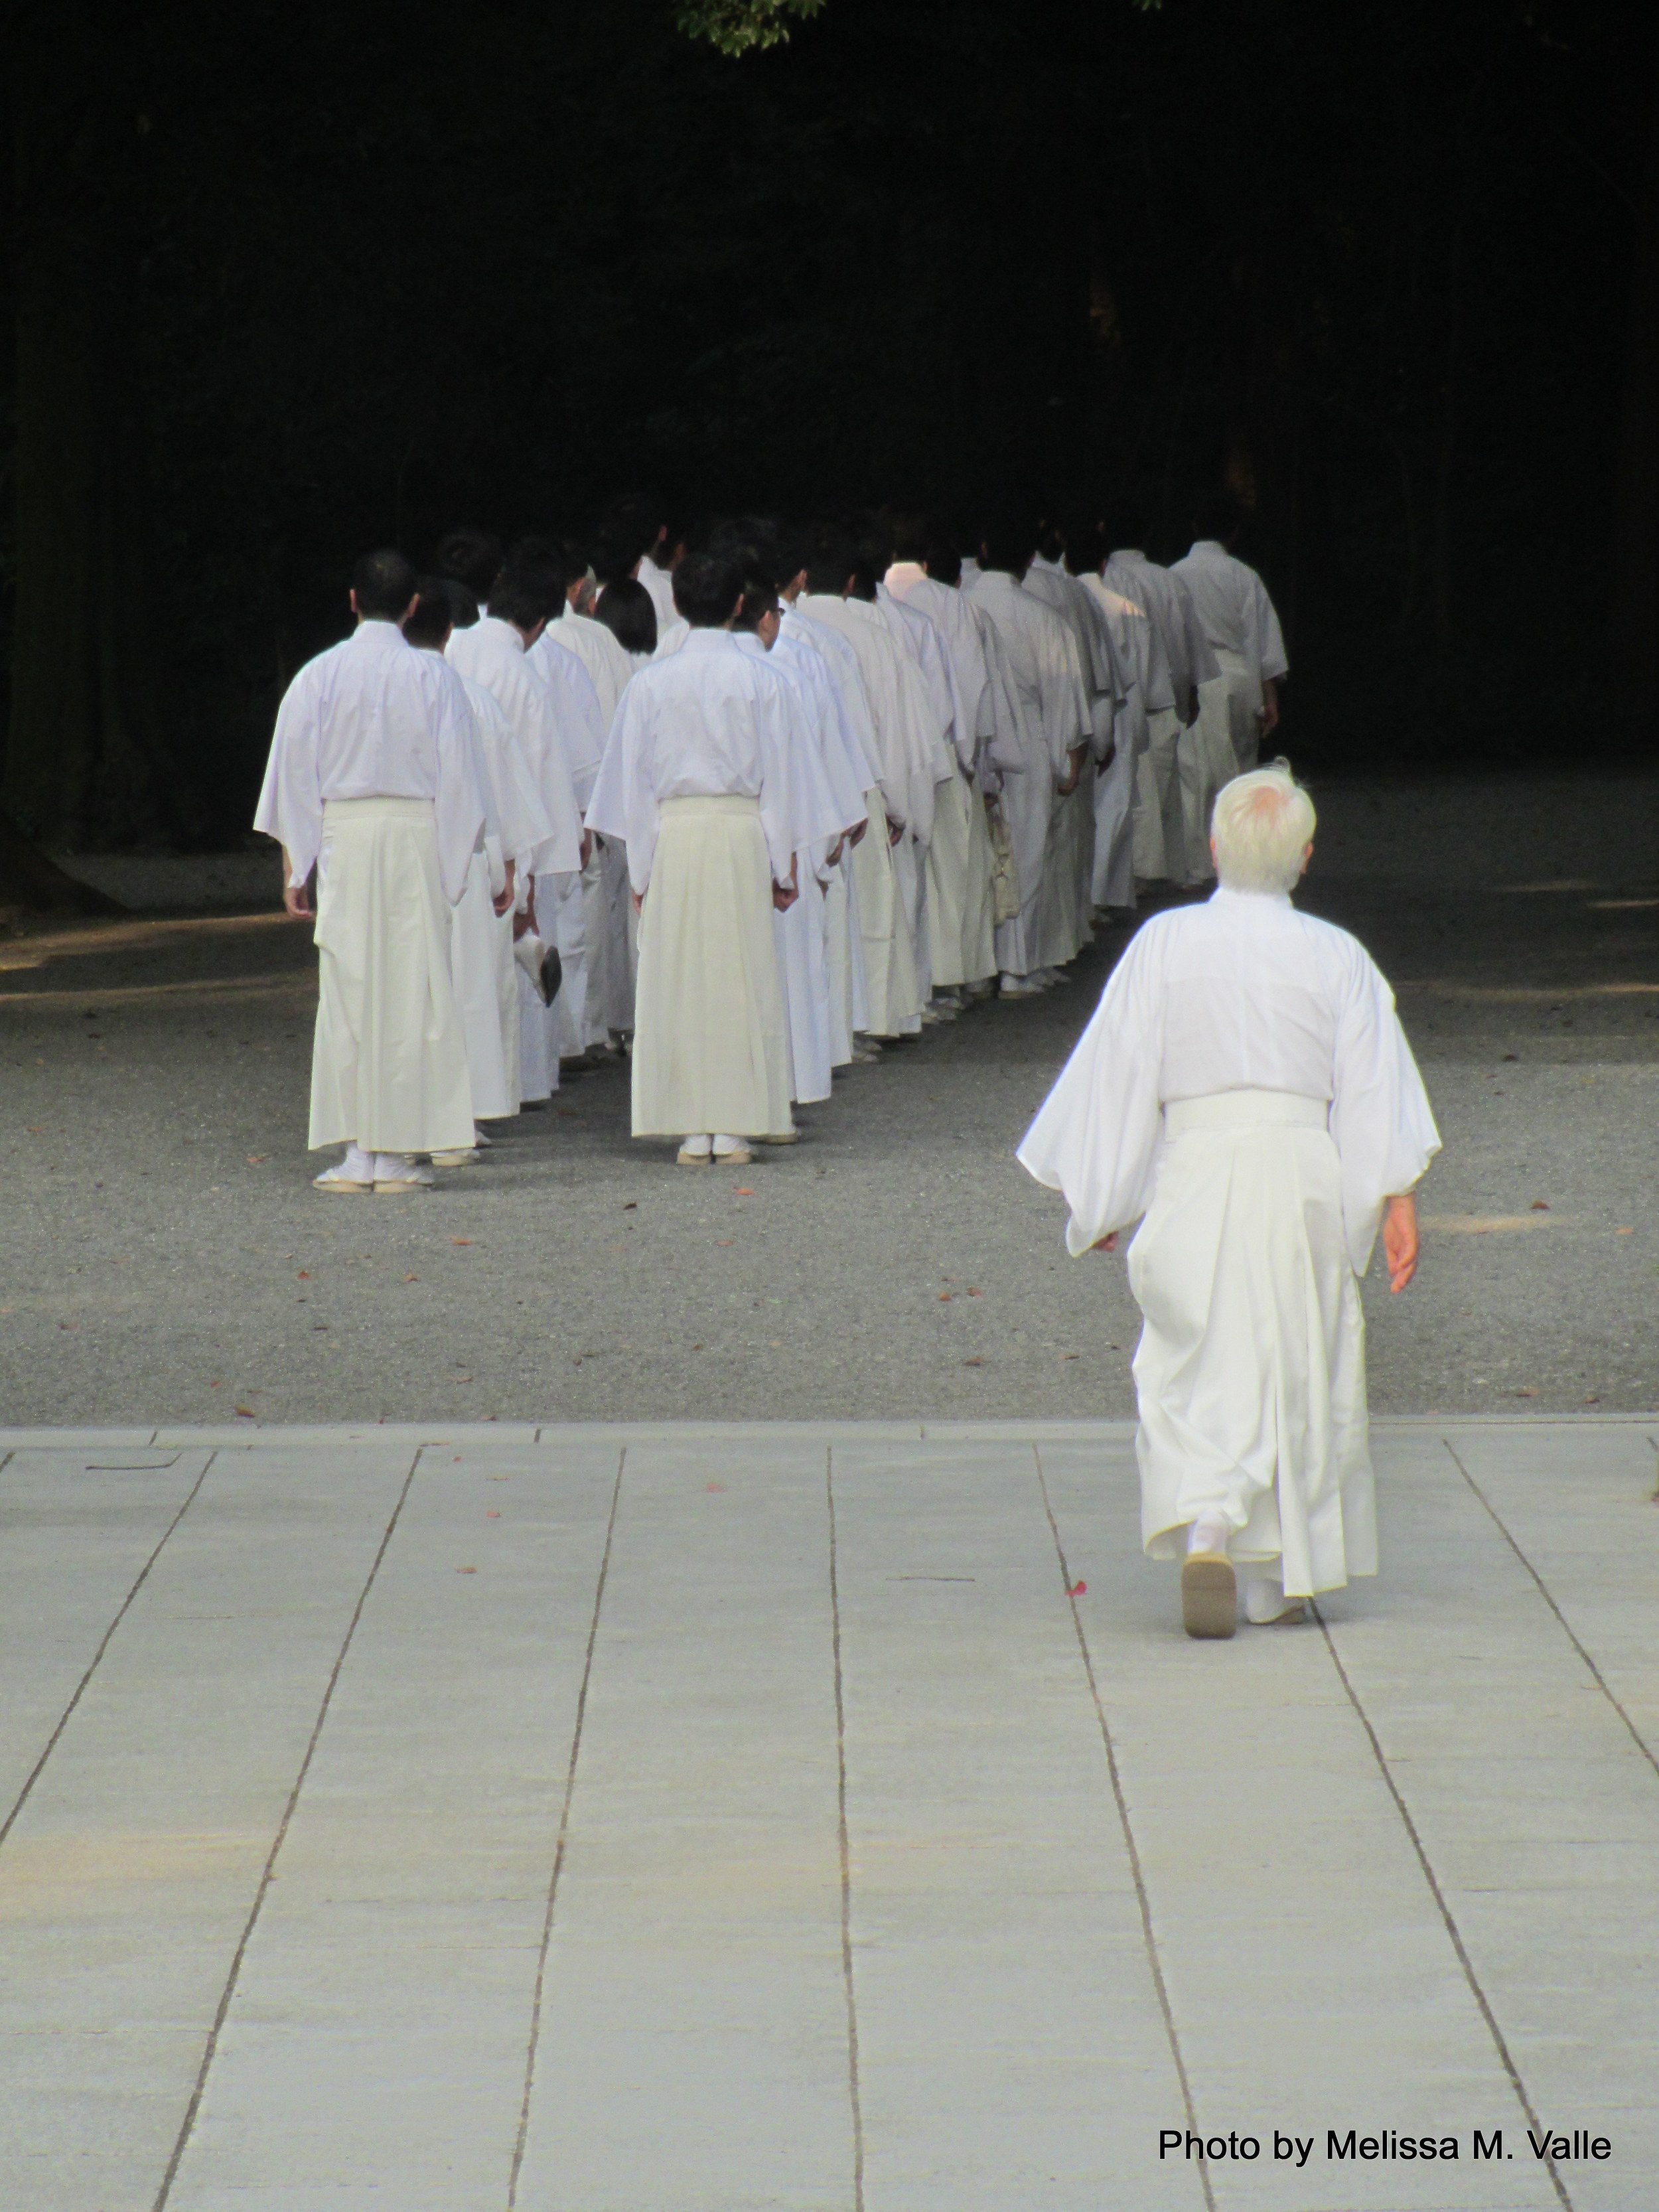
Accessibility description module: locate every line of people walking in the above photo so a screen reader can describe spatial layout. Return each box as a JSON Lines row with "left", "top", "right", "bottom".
{"left": 254, "top": 494, "right": 1288, "bottom": 1185}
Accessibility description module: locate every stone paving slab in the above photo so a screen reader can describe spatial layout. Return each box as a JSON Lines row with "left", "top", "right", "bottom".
{"left": 0, "top": 1420, "right": 1654, "bottom": 2211}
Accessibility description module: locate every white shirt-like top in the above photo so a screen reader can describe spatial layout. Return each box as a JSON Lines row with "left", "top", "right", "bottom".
{"left": 445, "top": 617, "right": 583, "bottom": 876}
{"left": 795, "top": 594, "right": 938, "bottom": 844}
{"left": 1169, "top": 542, "right": 1289, "bottom": 685}
{"left": 883, "top": 564, "right": 991, "bottom": 771}
{"left": 876, "top": 587, "right": 962, "bottom": 786}
{"left": 585, "top": 628, "right": 830, "bottom": 895}
{"left": 637, "top": 554, "right": 679, "bottom": 634}
{"left": 1017, "top": 885, "right": 1439, "bottom": 1271}
{"left": 527, "top": 629, "right": 608, "bottom": 812}
{"left": 1077, "top": 573, "right": 1176, "bottom": 717}
{"left": 768, "top": 621, "right": 877, "bottom": 833}
{"left": 782, "top": 605, "right": 879, "bottom": 796}
{"left": 1104, "top": 550, "right": 1218, "bottom": 709}
{"left": 253, "top": 619, "right": 484, "bottom": 905}
{"left": 457, "top": 672, "right": 552, "bottom": 884}
{"left": 964, "top": 569, "right": 1090, "bottom": 780}
{"left": 553, "top": 603, "right": 635, "bottom": 725}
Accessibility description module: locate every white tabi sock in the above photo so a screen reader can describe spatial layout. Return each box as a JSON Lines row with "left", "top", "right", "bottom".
{"left": 1187, "top": 1511, "right": 1232, "bottom": 1558}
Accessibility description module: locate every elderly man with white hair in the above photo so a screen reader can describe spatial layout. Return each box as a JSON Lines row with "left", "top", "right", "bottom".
{"left": 1017, "top": 763, "right": 1439, "bottom": 1639}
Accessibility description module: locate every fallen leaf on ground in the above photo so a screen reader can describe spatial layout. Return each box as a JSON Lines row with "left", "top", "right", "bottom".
{"left": 1069, "top": 1580, "right": 1086, "bottom": 1597}
{"left": 622, "top": 1201, "right": 637, "bottom": 1211}
{"left": 966, "top": 1287, "right": 982, "bottom": 1297}
{"left": 296, "top": 1270, "right": 311, "bottom": 1280}
{"left": 938, "top": 1291, "right": 953, "bottom": 1301}
{"left": 735, "top": 1187, "right": 755, "bottom": 1197}
{"left": 707, "top": 1481, "right": 726, "bottom": 1492}
{"left": 692, "top": 1343, "right": 703, "bottom": 1351}
{"left": 1583, "top": 1394, "right": 1601, "bottom": 1404}
{"left": 403, "top": 1274, "right": 419, "bottom": 1282}
{"left": 451, "top": 1238, "right": 472, "bottom": 1246}
{"left": 717, "top": 1239, "right": 734, "bottom": 1247}
{"left": 1514, "top": 1387, "right": 1539, "bottom": 1398}
{"left": 246, "top": 1154, "right": 267, "bottom": 1165}
{"left": 1060, "top": 1353, "right": 1079, "bottom": 1361}
{"left": 1530, "top": 1200, "right": 1550, "bottom": 1211}
{"left": 486, "top": 1510, "right": 500, "bottom": 1519}
{"left": 963, "top": 1356, "right": 984, "bottom": 1366}
{"left": 457, "top": 1566, "right": 477, "bottom": 1574}
{"left": 234, "top": 1405, "right": 255, "bottom": 1418}
{"left": 1616, "top": 1226, "right": 1635, "bottom": 1235}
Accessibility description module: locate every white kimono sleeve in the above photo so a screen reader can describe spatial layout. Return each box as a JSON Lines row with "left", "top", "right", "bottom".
{"left": 252, "top": 664, "right": 323, "bottom": 887}
{"left": 585, "top": 683, "right": 658, "bottom": 894}
{"left": 1016, "top": 931, "right": 1167, "bottom": 1256}
{"left": 1329, "top": 950, "right": 1441, "bottom": 1274}
{"left": 433, "top": 673, "right": 488, "bottom": 906}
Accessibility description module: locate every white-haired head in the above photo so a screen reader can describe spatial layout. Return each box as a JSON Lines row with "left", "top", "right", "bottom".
{"left": 1210, "top": 761, "right": 1317, "bottom": 893}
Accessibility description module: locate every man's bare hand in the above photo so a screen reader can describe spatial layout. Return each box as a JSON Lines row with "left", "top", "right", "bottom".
{"left": 849, "top": 819, "right": 867, "bottom": 847}
{"left": 631, "top": 887, "right": 644, "bottom": 916}
{"left": 772, "top": 880, "right": 798, "bottom": 912}
{"left": 492, "top": 859, "right": 517, "bottom": 919}
{"left": 1258, "top": 678, "right": 1280, "bottom": 739}
{"left": 888, "top": 820, "right": 904, "bottom": 846}
{"left": 579, "top": 829, "right": 594, "bottom": 869}
{"left": 1092, "top": 1231, "right": 1119, "bottom": 1254}
{"left": 283, "top": 883, "right": 313, "bottom": 920}
{"left": 1383, "top": 1193, "right": 1419, "bottom": 1293}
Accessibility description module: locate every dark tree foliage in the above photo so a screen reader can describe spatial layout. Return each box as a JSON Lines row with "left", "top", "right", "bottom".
{"left": 0, "top": 0, "right": 1652, "bottom": 857}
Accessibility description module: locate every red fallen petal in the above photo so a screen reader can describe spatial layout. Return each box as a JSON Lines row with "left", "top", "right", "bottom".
{"left": 735, "top": 1187, "right": 756, "bottom": 1197}
{"left": 938, "top": 1291, "right": 952, "bottom": 1301}
{"left": 1070, "top": 1580, "right": 1086, "bottom": 1597}
{"left": 486, "top": 1509, "right": 500, "bottom": 1518}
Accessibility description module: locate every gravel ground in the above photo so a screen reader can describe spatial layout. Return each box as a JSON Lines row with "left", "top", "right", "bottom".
{"left": 2, "top": 771, "right": 1654, "bottom": 1425}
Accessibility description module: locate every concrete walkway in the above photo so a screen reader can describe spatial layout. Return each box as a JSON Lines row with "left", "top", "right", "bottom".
{"left": 3, "top": 1416, "right": 1656, "bottom": 2212}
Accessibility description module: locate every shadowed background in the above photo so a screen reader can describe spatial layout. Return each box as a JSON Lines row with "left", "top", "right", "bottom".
{"left": 2, "top": 0, "right": 1656, "bottom": 862}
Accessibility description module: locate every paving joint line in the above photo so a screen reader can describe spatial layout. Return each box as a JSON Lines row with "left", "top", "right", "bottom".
{"left": 1444, "top": 1438, "right": 1659, "bottom": 1785}
{"left": 1031, "top": 1447, "right": 1215, "bottom": 2212}
{"left": 825, "top": 1447, "right": 866, "bottom": 2212}
{"left": 152, "top": 1445, "right": 423, "bottom": 2211}
{"left": 506, "top": 1445, "right": 628, "bottom": 2209}
{"left": 0, "top": 1449, "right": 216, "bottom": 1858}
{"left": 1312, "top": 1603, "right": 1573, "bottom": 2212}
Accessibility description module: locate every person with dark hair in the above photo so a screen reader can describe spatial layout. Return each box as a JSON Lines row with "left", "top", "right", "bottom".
{"left": 1023, "top": 516, "right": 1122, "bottom": 968}
{"left": 773, "top": 541, "right": 886, "bottom": 1065}
{"left": 595, "top": 578, "right": 658, "bottom": 663}
{"left": 254, "top": 550, "right": 484, "bottom": 1192}
{"left": 445, "top": 546, "right": 591, "bottom": 1107}
{"left": 1172, "top": 492, "right": 1289, "bottom": 771}
{"left": 1064, "top": 524, "right": 1181, "bottom": 911}
{"left": 882, "top": 523, "right": 1000, "bottom": 1001}
{"left": 1098, "top": 506, "right": 1226, "bottom": 893}
{"left": 585, "top": 548, "right": 845, "bottom": 1165}
{"left": 435, "top": 528, "right": 504, "bottom": 609}
{"left": 597, "top": 492, "right": 681, "bottom": 636}
{"left": 729, "top": 546, "right": 871, "bottom": 1120}
{"left": 510, "top": 542, "right": 620, "bottom": 1067}
{"left": 403, "top": 582, "right": 549, "bottom": 1145}
{"left": 796, "top": 527, "right": 934, "bottom": 1043}
{"left": 964, "top": 521, "right": 1090, "bottom": 997}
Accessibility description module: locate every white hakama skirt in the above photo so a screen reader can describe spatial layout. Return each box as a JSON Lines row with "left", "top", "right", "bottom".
{"left": 1132, "top": 709, "right": 1185, "bottom": 885}
{"left": 448, "top": 851, "right": 514, "bottom": 1121}
{"left": 1212, "top": 646, "right": 1263, "bottom": 773}
{"left": 631, "top": 795, "right": 792, "bottom": 1140}
{"left": 926, "top": 769, "right": 972, "bottom": 989}
{"left": 774, "top": 864, "right": 832, "bottom": 1106}
{"left": 960, "top": 778, "right": 997, "bottom": 983}
{"left": 1127, "top": 1089, "right": 1374, "bottom": 1598}
{"left": 851, "top": 793, "right": 916, "bottom": 1037}
{"left": 993, "top": 753, "right": 1052, "bottom": 980}
{"left": 1092, "top": 719, "right": 1139, "bottom": 909}
{"left": 309, "top": 796, "right": 473, "bottom": 1155}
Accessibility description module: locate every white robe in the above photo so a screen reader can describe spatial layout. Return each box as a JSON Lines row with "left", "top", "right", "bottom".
{"left": 963, "top": 571, "right": 1088, "bottom": 977}
{"left": 254, "top": 621, "right": 484, "bottom": 1155}
{"left": 547, "top": 611, "right": 638, "bottom": 1044}
{"left": 586, "top": 630, "right": 843, "bottom": 1138}
{"left": 1169, "top": 541, "right": 1289, "bottom": 773}
{"left": 1077, "top": 571, "right": 1177, "bottom": 905}
{"left": 637, "top": 553, "right": 680, "bottom": 636}
{"left": 795, "top": 595, "right": 930, "bottom": 1035}
{"left": 1017, "top": 885, "right": 1440, "bottom": 1595}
